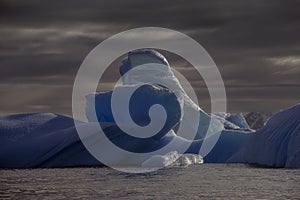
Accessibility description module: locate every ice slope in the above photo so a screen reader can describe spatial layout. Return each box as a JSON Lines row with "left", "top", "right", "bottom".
{"left": 0, "top": 113, "right": 102, "bottom": 168}
{"left": 230, "top": 104, "right": 300, "bottom": 168}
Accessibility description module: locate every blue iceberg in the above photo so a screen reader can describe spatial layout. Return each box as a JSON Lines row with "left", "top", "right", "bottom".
{"left": 229, "top": 104, "right": 300, "bottom": 168}
{"left": 0, "top": 49, "right": 299, "bottom": 169}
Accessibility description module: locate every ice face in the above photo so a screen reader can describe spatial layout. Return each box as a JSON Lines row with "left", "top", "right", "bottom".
{"left": 231, "top": 104, "right": 300, "bottom": 168}
{"left": 86, "top": 84, "right": 182, "bottom": 129}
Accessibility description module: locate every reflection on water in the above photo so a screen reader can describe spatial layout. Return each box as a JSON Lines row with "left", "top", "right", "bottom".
{"left": 1, "top": 164, "right": 299, "bottom": 199}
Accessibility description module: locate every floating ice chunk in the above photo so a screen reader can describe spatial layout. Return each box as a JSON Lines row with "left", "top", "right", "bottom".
{"left": 141, "top": 151, "right": 203, "bottom": 168}
{"left": 174, "top": 154, "right": 203, "bottom": 166}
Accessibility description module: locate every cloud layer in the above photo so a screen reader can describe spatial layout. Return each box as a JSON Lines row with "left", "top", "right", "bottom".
{"left": 0, "top": 0, "right": 299, "bottom": 115}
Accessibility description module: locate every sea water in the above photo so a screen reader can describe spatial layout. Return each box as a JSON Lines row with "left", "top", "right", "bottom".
{"left": 1, "top": 164, "right": 299, "bottom": 199}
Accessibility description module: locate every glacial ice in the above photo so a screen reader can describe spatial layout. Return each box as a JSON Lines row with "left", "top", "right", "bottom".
{"left": 0, "top": 49, "right": 299, "bottom": 169}
{"left": 229, "top": 104, "right": 300, "bottom": 168}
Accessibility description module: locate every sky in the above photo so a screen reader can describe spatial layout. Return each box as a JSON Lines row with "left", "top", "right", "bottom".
{"left": 0, "top": 0, "right": 299, "bottom": 116}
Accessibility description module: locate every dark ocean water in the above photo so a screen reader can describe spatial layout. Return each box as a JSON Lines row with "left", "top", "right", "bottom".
{"left": 1, "top": 164, "right": 299, "bottom": 199}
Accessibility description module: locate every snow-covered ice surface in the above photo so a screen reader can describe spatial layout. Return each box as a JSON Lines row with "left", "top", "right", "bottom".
{"left": 0, "top": 49, "right": 299, "bottom": 168}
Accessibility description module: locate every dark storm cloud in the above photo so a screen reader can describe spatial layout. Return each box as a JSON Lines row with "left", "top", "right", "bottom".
{"left": 0, "top": 0, "right": 230, "bottom": 28}
{"left": 0, "top": 0, "right": 299, "bottom": 115}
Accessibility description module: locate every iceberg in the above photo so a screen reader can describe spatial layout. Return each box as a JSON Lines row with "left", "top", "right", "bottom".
{"left": 0, "top": 49, "right": 299, "bottom": 169}
{"left": 230, "top": 104, "right": 300, "bottom": 168}
{"left": 0, "top": 113, "right": 102, "bottom": 168}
